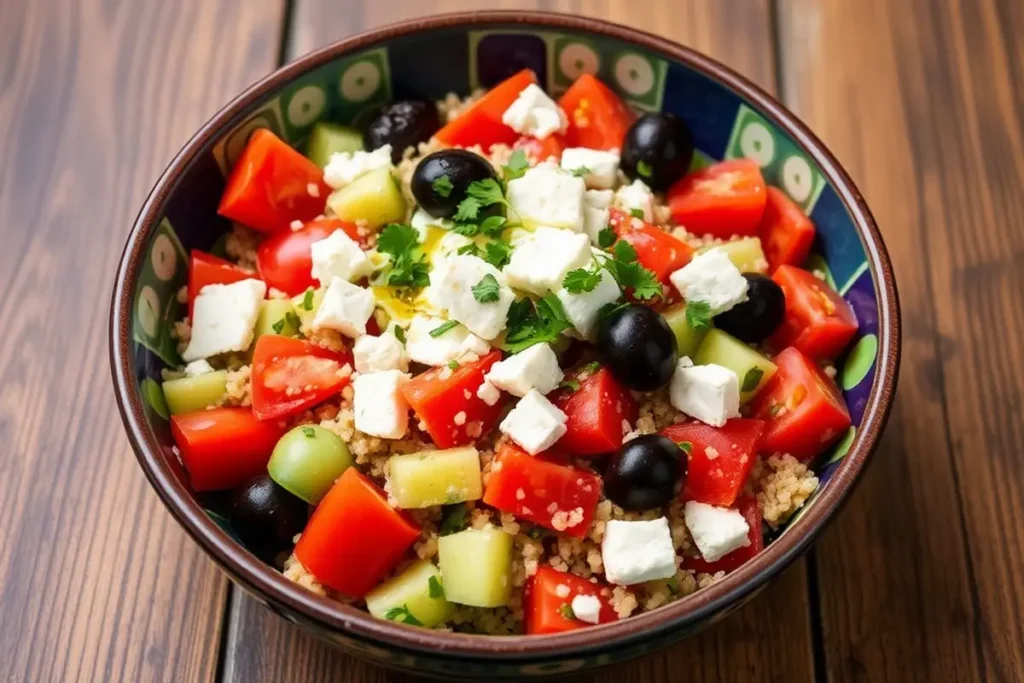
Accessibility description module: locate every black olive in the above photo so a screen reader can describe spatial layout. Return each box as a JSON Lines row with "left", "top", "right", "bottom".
{"left": 621, "top": 113, "right": 695, "bottom": 191}
{"left": 596, "top": 303, "right": 678, "bottom": 391}
{"left": 411, "top": 149, "right": 499, "bottom": 218}
{"left": 713, "top": 273, "right": 786, "bottom": 343}
{"left": 605, "top": 434, "right": 686, "bottom": 510}
{"left": 363, "top": 100, "right": 441, "bottom": 163}
{"left": 228, "top": 475, "right": 308, "bottom": 564}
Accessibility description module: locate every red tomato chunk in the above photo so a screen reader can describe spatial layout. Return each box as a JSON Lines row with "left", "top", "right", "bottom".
{"left": 251, "top": 335, "right": 353, "bottom": 421}
{"left": 524, "top": 565, "right": 617, "bottom": 634}
{"left": 256, "top": 218, "right": 362, "bottom": 296}
{"left": 758, "top": 187, "right": 815, "bottom": 273}
{"left": 662, "top": 418, "right": 764, "bottom": 507}
{"left": 769, "top": 265, "right": 858, "bottom": 360}
{"left": 435, "top": 69, "right": 537, "bottom": 150}
{"left": 558, "top": 73, "right": 634, "bottom": 150}
{"left": 667, "top": 159, "right": 767, "bottom": 239}
{"left": 609, "top": 208, "right": 694, "bottom": 285}
{"left": 550, "top": 366, "right": 637, "bottom": 457}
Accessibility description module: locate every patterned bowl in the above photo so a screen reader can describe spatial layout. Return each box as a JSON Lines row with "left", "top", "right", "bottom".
{"left": 109, "top": 11, "right": 899, "bottom": 679}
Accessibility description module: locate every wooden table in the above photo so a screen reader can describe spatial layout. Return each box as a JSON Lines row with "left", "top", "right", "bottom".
{"left": 2, "top": 0, "right": 1021, "bottom": 680}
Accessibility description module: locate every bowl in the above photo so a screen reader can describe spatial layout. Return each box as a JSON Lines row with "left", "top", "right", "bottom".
{"left": 109, "top": 10, "right": 900, "bottom": 679}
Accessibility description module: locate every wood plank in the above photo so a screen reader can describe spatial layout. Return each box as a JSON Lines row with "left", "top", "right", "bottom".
{"left": 777, "top": 0, "right": 1023, "bottom": 681}
{"left": 225, "top": 3, "right": 817, "bottom": 682}
{"left": 0, "top": 0, "right": 283, "bottom": 680}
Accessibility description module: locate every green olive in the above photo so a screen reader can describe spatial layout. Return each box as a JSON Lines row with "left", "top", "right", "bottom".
{"left": 268, "top": 425, "right": 353, "bottom": 504}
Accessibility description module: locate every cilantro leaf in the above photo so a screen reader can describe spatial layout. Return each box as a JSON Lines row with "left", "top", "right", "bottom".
{"left": 457, "top": 243, "right": 482, "bottom": 258}
{"left": 569, "top": 165, "right": 591, "bottom": 178}
{"left": 558, "top": 603, "right": 576, "bottom": 620}
{"left": 636, "top": 160, "right": 653, "bottom": 179}
{"left": 742, "top": 367, "right": 764, "bottom": 392}
{"left": 597, "top": 228, "right": 616, "bottom": 249}
{"left": 393, "top": 325, "right": 406, "bottom": 344}
{"left": 503, "top": 149, "right": 529, "bottom": 181}
{"left": 377, "top": 223, "right": 430, "bottom": 287}
{"left": 483, "top": 240, "right": 513, "bottom": 269}
{"left": 383, "top": 604, "right": 423, "bottom": 626}
{"left": 600, "top": 242, "right": 662, "bottom": 301}
{"left": 629, "top": 208, "right": 645, "bottom": 219}
{"left": 558, "top": 379, "right": 581, "bottom": 392}
{"left": 479, "top": 215, "right": 507, "bottom": 236}
{"left": 453, "top": 221, "right": 481, "bottom": 236}
{"left": 301, "top": 288, "right": 315, "bottom": 311}
{"left": 430, "top": 320, "right": 459, "bottom": 338}
{"left": 453, "top": 196, "right": 483, "bottom": 222}
{"left": 685, "top": 300, "right": 713, "bottom": 331}
{"left": 466, "top": 178, "right": 506, "bottom": 207}
{"left": 446, "top": 360, "right": 461, "bottom": 370}
{"left": 579, "top": 361, "right": 601, "bottom": 376}
{"left": 439, "top": 504, "right": 467, "bottom": 536}
{"left": 677, "top": 441, "right": 693, "bottom": 454}
{"left": 302, "top": 427, "right": 316, "bottom": 438}
{"left": 428, "top": 576, "right": 445, "bottom": 599}
{"left": 562, "top": 265, "right": 602, "bottom": 294}
{"left": 271, "top": 318, "right": 286, "bottom": 334}
{"left": 613, "top": 240, "right": 638, "bottom": 263}
{"left": 472, "top": 273, "right": 501, "bottom": 303}
{"left": 432, "top": 175, "right": 453, "bottom": 198}
{"left": 285, "top": 311, "right": 301, "bottom": 330}
{"left": 628, "top": 270, "right": 663, "bottom": 300}
{"left": 503, "top": 295, "right": 571, "bottom": 353}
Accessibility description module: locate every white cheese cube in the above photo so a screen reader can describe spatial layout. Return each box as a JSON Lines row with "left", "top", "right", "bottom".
{"left": 570, "top": 594, "right": 602, "bottom": 625}
{"left": 310, "top": 230, "right": 372, "bottom": 285}
{"left": 669, "top": 357, "right": 741, "bottom": 427}
{"left": 312, "top": 277, "right": 375, "bottom": 338}
{"left": 427, "top": 255, "right": 514, "bottom": 340}
{"left": 503, "top": 226, "right": 591, "bottom": 295}
{"left": 501, "top": 83, "right": 568, "bottom": 140}
{"left": 668, "top": 249, "right": 749, "bottom": 315}
{"left": 613, "top": 179, "right": 655, "bottom": 222}
{"left": 323, "top": 145, "right": 393, "bottom": 189}
{"left": 476, "top": 380, "right": 501, "bottom": 406}
{"left": 684, "top": 501, "right": 751, "bottom": 562}
{"left": 601, "top": 518, "right": 677, "bottom": 585}
{"left": 485, "top": 343, "right": 563, "bottom": 397}
{"left": 506, "top": 164, "right": 586, "bottom": 232}
{"left": 353, "top": 370, "right": 410, "bottom": 439}
{"left": 182, "top": 279, "right": 266, "bottom": 362}
{"left": 411, "top": 207, "right": 453, "bottom": 237}
{"left": 499, "top": 389, "right": 567, "bottom": 455}
{"left": 582, "top": 189, "right": 613, "bottom": 245}
{"left": 405, "top": 314, "right": 490, "bottom": 367}
{"left": 586, "top": 189, "right": 613, "bottom": 210}
{"left": 183, "top": 359, "right": 215, "bottom": 377}
{"left": 555, "top": 268, "right": 621, "bottom": 339}
{"left": 353, "top": 333, "right": 408, "bottom": 373}
{"left": 560, "top": 148, "right": 620, "bottom": 190}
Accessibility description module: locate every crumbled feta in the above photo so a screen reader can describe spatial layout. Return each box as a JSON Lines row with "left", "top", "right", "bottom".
{"left": 506, "top": 163, "right": 586, "bottom": 232}
{"left": 501, "top": 83, "right": 568, "bottom": 140}
{"left": 668, "top": 249, "right": 749, "bottom": 314}
{"left": 182, "top": 279, "right": 266, "bottom": 361}
{"left": 582, "top": 189, "right": 613, "bottom": 245}
{"left": 560, "top": 148, "right": 620, "bottom": 190}
{"left": 503, "top": 226, "right": 591, "bottom": 295}
{"left": 353, "top": 370, "right": 410, "bottom": 439}
{"left": 476, "top": 380, "right": 501, "bottom": 406}
{"left": 353, "top": 333, "right": 408, "bottom": 373}
{"left": 427, "top": 254, "right": 514, "bottom": 340}
{"left": 669, "top": 357, "right": 741, "bottom": 427}
{"left": 613, "top": 179, "right": 655, "bottom": 222}
{"left": 310, "top": 230, "right": 372, "bottom": 285}
{"left": 684, "top": 501, "right": 751, "bottom": 562}
{"left": 485, "top": 343, "right": 563, "bottom": 397}
{"left": 570, "top": 594, "right": 602, "bottom": 624}
{"left": 411, "top": 207, "right": 453, "bottom": 238}
{"left": 323, "top": 145, "right": 392, "bottom": 189}
{"left": 312, "top": 276, "right": 375, "bottom": 338}
{"left": 601, "top": 517, "right": 677, "bottom": 585}
{"left": 183, "top": 359, "right": 215, "bottom": 377}
{"left": 499, "top": 389, "right": 567, "bottom": 455}
{"left": 405, "top": 314, "right": 490, "bottom": 367}
{"left": 555, "top": 267, "right": 621, "bottom": 339}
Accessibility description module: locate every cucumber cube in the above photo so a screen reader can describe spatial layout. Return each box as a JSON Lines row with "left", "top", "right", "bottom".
{"left": 694, "top": 328, "right": 777, "bottom": 403}
{"left": 699, "top": 237, "right": 768, "bottom": 274}
{"left": 253, "top": 299, "right": 300, "bottom": 344}
{"left": 365, "top": 560, "right": 453, "bottom": 628}
{"left": 305, "top": 122, "right": 364, "bottom": 169}
{"left": 438, "top": 527, "right": 513, "bottom": 607}
{"left": 327, "top": 167, "right": 407, "bottom": 228}
{"left": 662, "top": 303, "right": 709, "bottom": 359}
{"left": 162, "top": 371, "right": 228, "bottom": 415}
{"left": 387, "top": 447, "right": 483, "bottom": 509}
{"left": 290, "top": 287, "right": 325, "bottom": 331}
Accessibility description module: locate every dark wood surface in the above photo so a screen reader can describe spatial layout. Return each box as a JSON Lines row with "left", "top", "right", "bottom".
{"left": 0, "top": 0, "right": 1020, "bottom": 681}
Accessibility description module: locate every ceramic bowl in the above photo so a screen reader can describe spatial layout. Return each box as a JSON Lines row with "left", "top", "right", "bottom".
{"left": 110, "top": 11, "right": 900, "bottom": 679}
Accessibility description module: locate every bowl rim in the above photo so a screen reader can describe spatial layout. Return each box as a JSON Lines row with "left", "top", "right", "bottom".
{"left": 110, "top": 9, "right": 900, "bottom": 661}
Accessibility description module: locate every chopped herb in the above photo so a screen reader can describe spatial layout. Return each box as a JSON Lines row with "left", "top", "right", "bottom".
{"left": 666, "top": 577, "right": 680, "bottom": 595}
{"left": 562, "top": 264, "right": 603, "bottom": 294}
{"left": 597, "top": 301, "right": 629, "bottom": 324}
{"left": 741, "top": 367, "right": 765, "bottom": 392}
{"left": 453, "top": 222, "right": 480, "bottom": 236}
{"left": 558, "top": 379, "right": 581, "bottom": 392}
{"left": 377, "top": 223, "right": 430, "bottom": 288}
{"left": 579, "top": 361, "right": 601, "bottom": 376}
{"left": 383, "top": 604, "right": 423, "bottom": 626}
{"left": 457, "top": 243, "right": 483, "bottom": 257}
{"left": 597, "top": 227, "right": 616, "bottom": 249}
{"left": 558, "top": 603, "right": 576, "bottom": 620}
{"left": 432, "top": 175, "right": 453, "bottom": 198}
{"left": 447, "top": 360, "right": 461, "bottom": 371}
{"left": 601, "top": 241, "right": 662, "bottom": 301}
{"left": 503, "top": 149, "right": 529, "bottom": 181}
{"left": 439, "top": 504, "right": 467, "bottom": 536}
{"left": 428, "top": 576, "right": 445, "bottom": 599}
{"left": 629, "top": 208, "right": 645, "bottom": 219}
{"left": 393, "top": 325, "right": 406, "bottom": 344}
{"left": 483, "top": 239, "right": 513, "bottom": 269}
{"left": 502, "top": 294, "right": 571, "bottom": 353}
{"left": 302, "top": 427, "right": 316, "bottom": 438}
{"left": 636, "top": 160, "right": 654, "bottom": 179}
{"left": 272, "top": 318, "right": 286, "bottom": 334}
{"left": 285, "top": 311, "right": 301, "bottom": 330}
{"left": 677, "top": 441, "right": 693, "bottom": 455}
{"left": 685, "top": 300, "right": 713, "bottom": 332}
{"left": 569, "top": 165, "right": 591, "bottom": 178}
{"left": 613, "top": 239, "right": 637, "bottom": 262}
{"left": 454, "top": 178, "right": 508, "bottom": 222}
{"left": 479, "top": 215, "right": 508, "bottom": 236}
{"left": 301, "top": 288, "right": 315, "bottom": 311}
{"left": 429, "top": 320, "right": 460, "bottom": 338}
{"left": 472, "top": 273, "right": 502, "bottom": 303}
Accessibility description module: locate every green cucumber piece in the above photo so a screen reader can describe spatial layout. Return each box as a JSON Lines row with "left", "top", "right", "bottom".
{"left": 387, "top": 447, "right": 483, "bottom": 509}
{"left": 305, "top": 122, "right": 364, "bottom": 169}
{"left": 698, "top": 237, "right": 768, "bottom": 274}
{"left": 290, "top": 287, "right": 325, "bottom": 331}
{"left": 268, "top": 425, "right": 353, "bottom": 504}
{"left": 694, "top": 328, "right": 777, "bottom": 403}
{"left": 327, "top": 167, "right": 407, "bottom": 227}
{"left": 662, "top": 303, "right": 710, "bottom": 359}
{"left": 437, "top": 526, "right": 513, "bottom": 607}
{"left": 254, "top": 299, "right": 301, "bottom": 344}
{"left": 365, "top": 560, "right": 453, "bottom": 628}
{"left": 162, "top": 371, "right": 228, "bottom": 415}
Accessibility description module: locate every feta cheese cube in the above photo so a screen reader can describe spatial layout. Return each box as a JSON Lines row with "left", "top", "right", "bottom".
{"left": 323, "top": 145, "right": 392, "bottom": 189}
{"left": 555, "top": 267, "right": 621, "bottom": 339}
{"left": 601, "top": 518, "right": 677, "bottom": 585}
{"left": 613, "top": 179, "right": 655, "bottom": 222}
{"left": 312, "top": 277, "right": 375, "bottom": 338}
{"left": 506, "top": 164, "right": 586, "bottom": 232}
{"left": 560, "top": 148, "right": 620, "bottom": 189}
{"left": 684, "top": 501, "right": 751, "bottom": 562}
{"left": 501, "top": 83, "right": 568, "bottom": 140}
{"left": 427, "top": 255, "right": 514, "bottom": 340}
{"left": 570, "top": 594, "right": 602, "bottom": 625}
{"left": 499, "top": 389, "right": 567, "bottom": 455}
{"left": 586, "top": 189, "right": 613, "bottom": 210}
{"left": 582, "top": 190, "right": 613, "bottom": 245}
{"left": 184, "top": 359, "right": 215, "bottom": 377}
{"left": 503, "top": 226, "right": 591, "bottom": 295}
{"left": 182, "top": 279, "right": 266, "bottom": 361}
{"left": 485, "top": 343, "right": 563, "bottom": 397}
{"left": 353, "top": 333, "right": 408, "bottom": 373}
{"left": 411, "top": 207, "right": 453, "bottom": 237}
{"left": 310, "top": 230, "right": 372, "bottom": 285}
{"left": 405, "top": 314, "right": 490, "bottom": 367}
{"left": 476, "top": 380, "right": 501, "bottom": 406}
{"left": 353, "top": 370, "right": 410, "bottom": 439}
{"left": 668, "top": 249, "right": 749, "bottom": 314}
{"left": 669, "top": 357, "right": 741, "bottom": 427}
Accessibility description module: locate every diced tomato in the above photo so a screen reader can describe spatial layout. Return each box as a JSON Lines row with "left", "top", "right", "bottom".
{"left": 662, "top": 419, "right": 765, "bottom": 507}
{"left": 748, "top": 347, "right": 852, "bottom": 460}
{"left": 550, "top": 366, "right": 637, "bottom": 457}
{"left": 524, "top": 565, "right": 618, "bottom": 634}
{"left": 170, "top": 407, "right": 285, "bottom": 492}
{"left": 187, "top": 250, "right": 258, "bottom": 317}
{"left": 295, "top": 468, "right": 420, "bottom": 597}
{"left": 434, "top": 69, "right": 537, "bottom": 150}
{"left": 759, "top": 187, "right": 815, "bottom": 272}
{"left": 256, "top": 218, "right": 362, "bottom": 296}
{"left": 218, "top": 129, "right": 329, "bottom": 234}
{"left": 682, "top": 496, "right": 763, "bottom": 574}
{"left": 401, "top": 351, "right": 503, "bottom": 448}
{"left": 768, "top": 265, "right": 858, "bottom": 360}
{"left": 514, "top": 133, "right": 567, "bottom": 163}
{"left": 609, "top": 208, "right": 694, "bottom": 284}
{"left": 667, "top": 159, "right": 767, "bottom": 239}
{"left": 483, "top": 443, "right": 601, "bottom": 538}
{"left": 558, "top": 73, "right": 634, "bottom": 150}
{"left": 251, "top": 335, "right": 353, "bottom": 421}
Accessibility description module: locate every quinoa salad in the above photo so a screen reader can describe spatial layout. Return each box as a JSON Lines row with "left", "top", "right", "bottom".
{"left": 162, "top": 69, "right": 858, "bottom": 635}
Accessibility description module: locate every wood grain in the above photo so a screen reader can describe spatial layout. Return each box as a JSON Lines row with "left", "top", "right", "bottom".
{"left": 777, "top": 0, "right": 1024, "bottom": 681}
{"left": 0, "top": 0, "right": 282, "bottom": 680}
{"left": 223, "top": 2, "right": 817, "bottom": 682}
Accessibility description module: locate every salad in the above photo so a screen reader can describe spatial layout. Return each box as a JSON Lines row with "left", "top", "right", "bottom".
{"left": 162, "top": 68, "right": 857, "bottom": 635}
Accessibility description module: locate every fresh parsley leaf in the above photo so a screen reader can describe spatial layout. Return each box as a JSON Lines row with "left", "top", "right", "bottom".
{"left": 579, "top": 361, "right": 601, "bottom": 376}
{"left": 377, "top": 223, "right": 430, "bottom": 288}
{"left": 742, "top": 367, "right": 764, "bottom": 392}
{"left": 613, "top": 240, "right": 638, "bottom": 263}
{"left": 558, "top": 603, "right": 575, "bottom": 620}
{"left": 272, "top": 318, "right": 286, "bottom": 334}
{"left": 453, "top": 197, "right": 482, "bottom": 222}
{"left": 628, "top": 270, "right": 663, "bottom": 300}
{"left": 393, "top": 325, "right": 406, "bottom": 344}
{"left": 502, "top": 295, "right": 571, "bottom": 353}
{"left": 503, "top": 149, "right": 529, "bottom": 181}
{"left": 558, "top": 379, "right": 581, "bottom": 392}
{"left": 429, "top": 320, "right": 459, "bottom": 338}
{"left": 439, "top": 504, "right": 467, "bottom": 536}
{"left": 301, "top": 288, "right": 315, "bottom": 311}
{"left": 432, "top": 175, "right": 453, "bottom": 198}
{"left": 483, "top": 240, "right": 513, "bottom": 269}
{"left": 636, "top": 160, "right": 653, "bottom": 179}
{"left": 285, "top": 311, "right": 301, "bottom": 330}
{"left": 569, "top": 165, "right": 591, "bottom": 178}
{"left": 479, "top": 215, "right": 507, "bottom": 236}
{"left": 466, "top": 178, "right": 506, "bottom": 208}
{"left": 383, "top": 605, "right": 423, "bottom": 626}
{"left": 629, "top": 208, "right": 645, "bottom": 219}
{"left": 472, "top": 273, "right": 501, "bottom": 303}
{"left": 428, "top": 576, "right": 445, "bottom": 599}
{"left": 457, "top": 242, "right": 482, "bottom": 258}
{"left": 677, "top": 441, "right": 693, "bottom": 454}
{"left": 447, "top": 360, "right": 461, "bottom": 371}
{"left": 562, "top": 265, "right": 602, "bottom": 294}
{"left": 597, "top": 227, "right": 616, "bottom": 249}
{"left": 601, "top": 242, "right": 662, "bottom": 301}
{"left": 685, "top": 300, "right": 713, "bottom": 331}
{"left": 302, "top": 427, "right": 316, "bottom": 438}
